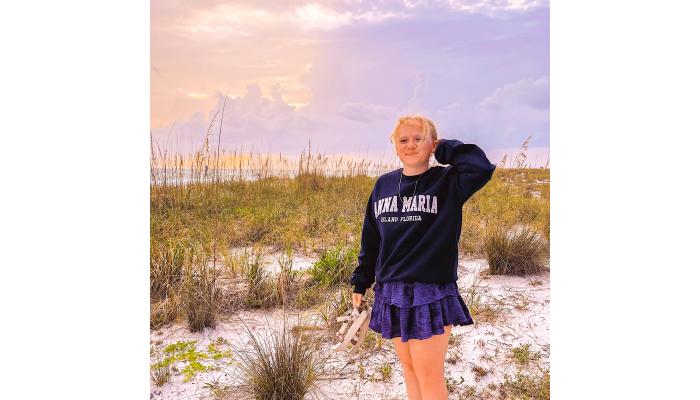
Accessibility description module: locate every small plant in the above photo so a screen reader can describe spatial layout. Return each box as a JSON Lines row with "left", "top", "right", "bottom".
{"left": 448, "top": 333, "right": 463, "bottom": 347}
{"left": 150, "top": 347, "right": 171, "bottom": 386}
{"left": 362, "top": 331, "right": 384, "bottom": 351}
{"left": 294, "top": 279, "right": 325, "bottom": 309}
{"left": 203, "top": 379, "right": 230, "bottom": 399}
{"left": 150, "top": 289, "right": 180, "bottom": 329}
{"left": 464, "top": 270, "right": 483, "bottom": 312}
{"left": 377, "top": 363, "right": 392, "bottom": 381}
{"left": 471, "top": 364, "right": 489, "bottom": 380}
{"left": 485, "top": 225, "right": 548, "bottom": 276}
{"left": 445, "top": 375, "right": 465, "bottom": 394}
{"left": 462, "top": 385, "right": 477, "bottom": 397}
{"left": 241, "top": 247, "right": 266, "bottom": 288}
{"left": 499, "top": 369, "right": 550, "bottom": 400}
{"left": 308, "top": 242, "right": 359, "bottom": 287}
{"left": 514, "top": 293, "right": 531, "bottom": 311}
{"left": 511, "top": 343, "right": 541, "bottom": 366}
{"left": 235, "top": 315, "right": 326, "bottom": 400}
{"left": 181, "top": 249, "right": 221, "bottom": 331}
{"left": 274, "top": 247, "right": 301, "bottom": 308}
{"left": 317, "top": 285, "right": 353, "bottom": 329}
{"left": 470, "top": 301, "right": 499, "bottom": 324}
{"left": 241, "top": 247, "right": 277, "bottom": 308}
{"left": 446, "top": 352, "right": 461, "bottom": 364}
{"left": 150, "top": 238, "right": 191, "bottom": 300}
{"left": 223, "top": 252, "right": 239, "bottom": 278}
{"left": 151, "top": 339, "right": 233, "bottom": 383}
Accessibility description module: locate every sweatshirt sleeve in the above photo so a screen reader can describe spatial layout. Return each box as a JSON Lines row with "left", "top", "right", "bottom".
{"left": 434, "top": 139, "right": 497, "bottom": 203}
{"left": 349, "top": 190, "right": 381, "bottom": 295}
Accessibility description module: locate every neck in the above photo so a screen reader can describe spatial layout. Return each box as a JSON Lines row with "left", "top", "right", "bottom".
{"left": 402, "top": 164, "right": 430, "bottom": 176}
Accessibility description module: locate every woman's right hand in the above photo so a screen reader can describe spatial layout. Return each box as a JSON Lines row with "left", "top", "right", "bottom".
{"left": 352, "top": 293, "right": 364, "bottom": 309}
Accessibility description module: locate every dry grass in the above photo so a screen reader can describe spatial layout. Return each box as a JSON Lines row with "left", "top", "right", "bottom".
{"left": 485, "top": 224, "right": 549, "bottom": 276}
{"left": 235, "top": 316, "right": 327, "bottom": 400}
{"left": 150, "top": 136, "right": 549, "bottom": 331}
{"left": 238, "top": 247, "right": 276, "bottom": 309}
{"left": 150, "top": 347, "right": 171, "bottom": 386}
{"left": 510, "top": 343, "right": 542, "bottom": 366}
{"left": 148, "top": 134, "right": 550, "bottom": 397}
{"left": 150, "top": 290, "right": 180, "bottom": 329}
{"left": 499, "top": 368, "right": 550, "bottom": 399}
{"left": 150, "top": 237, "right": 191, "bottom": 301}
{"left": 181, "top": 249, "right": 222, "bottom": 332}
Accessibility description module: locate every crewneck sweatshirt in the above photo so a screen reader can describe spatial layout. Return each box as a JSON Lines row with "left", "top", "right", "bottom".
{"left": 350, "top": 139, "right": 497, "bottom": 295}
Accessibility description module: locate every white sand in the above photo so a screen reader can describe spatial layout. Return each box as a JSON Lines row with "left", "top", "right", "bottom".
{"left": 151, "top": 251, "right": 549, "bottom": 400}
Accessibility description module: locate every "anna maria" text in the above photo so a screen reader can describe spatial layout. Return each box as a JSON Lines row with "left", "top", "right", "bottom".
{"left": 373, "top": 195, "right": 438, "bottom": 217}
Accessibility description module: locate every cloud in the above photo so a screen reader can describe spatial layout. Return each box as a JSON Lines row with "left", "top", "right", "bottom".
{"left": 152, "top": 84, "right": 320, "bottom": 153}
{"left": 477, "top": 76, "right": 549, "bottom": 111}
{"left": 151, "top": 0, "right": 549, "bottom": 39}
{"left": 151, "top": 2, "right": 549, "bottom": 155}
{"left": 339, "top": 102, "right": 399, "bottom": 123}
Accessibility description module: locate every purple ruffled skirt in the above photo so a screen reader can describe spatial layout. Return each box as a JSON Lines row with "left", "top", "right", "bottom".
{"left": 368, "top": 281, "right": 474, "bottom": 342}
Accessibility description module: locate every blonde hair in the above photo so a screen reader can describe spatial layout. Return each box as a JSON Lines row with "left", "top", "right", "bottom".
{"left": 389, "top": 114, "right": 438, "bottom": 145}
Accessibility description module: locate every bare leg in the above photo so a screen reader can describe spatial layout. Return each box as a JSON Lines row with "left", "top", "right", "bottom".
{"left": 408, "top": 325, "right": 452, "bottom": 400}
{"left": 392, "top": 337, "right": 422, "bottom": 400}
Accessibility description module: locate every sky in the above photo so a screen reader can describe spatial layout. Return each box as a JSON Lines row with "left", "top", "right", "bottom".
{"left": 151, "top": 0, "right": 550, "bottom": 166}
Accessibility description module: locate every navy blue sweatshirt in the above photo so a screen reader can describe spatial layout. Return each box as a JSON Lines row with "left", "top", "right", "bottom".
{"left": 350, "top": 139, "right": 497, "bottom": 295}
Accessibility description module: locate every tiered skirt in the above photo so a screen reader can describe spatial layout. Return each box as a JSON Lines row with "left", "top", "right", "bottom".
{"left": 368, "top": 281, "right": 474, "bottom": 342}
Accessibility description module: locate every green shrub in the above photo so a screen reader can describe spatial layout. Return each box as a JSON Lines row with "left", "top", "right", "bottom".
{"left": 308, "top": 242, "right": 359, "bottom": 287}
{"left": 151, "top": 338, "right": 233, "bottom": 383}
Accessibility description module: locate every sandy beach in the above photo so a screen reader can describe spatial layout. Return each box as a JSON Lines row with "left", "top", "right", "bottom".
{"left": 150, "top": 247, "right": 550, "bottom": 399}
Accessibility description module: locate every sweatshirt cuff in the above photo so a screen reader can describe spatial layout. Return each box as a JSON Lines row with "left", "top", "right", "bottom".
{"left": 433, "top": 139, "right": 452, "bottom": 165}
{"left": 353, "top": 285, "right": 368, "bottom": 295}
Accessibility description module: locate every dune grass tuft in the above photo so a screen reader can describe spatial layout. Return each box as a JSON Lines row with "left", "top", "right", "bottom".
{"left": 150, "top": 237, "right": 192, "bottom": 301}
{"left": 181, "top": 250, "right": 221, "bottom": 331}
{"left": 150, "top": 347, "right": 171, "bottom": 386}
{"left": 485, "top": 224, "right": 549, "bottom": 276}
{"left": 235, "top": 316, "right": 326, "bottom": 400}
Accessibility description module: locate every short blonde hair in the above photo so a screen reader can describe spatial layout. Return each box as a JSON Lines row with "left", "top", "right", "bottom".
{"left": 389, "top": 114, "right": 438, "bottom": 145}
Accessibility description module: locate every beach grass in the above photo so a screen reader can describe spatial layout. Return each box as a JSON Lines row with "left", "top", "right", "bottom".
{"left": 149, "top": 137, "right": 550, "bottom": 397}
{"left": 235, "top": 316, "right": 326, "bottom": 400}
{"left": 150, "top": 139, "right": 549, "bottom": 329}
{"left": 485, "top": 224, "right": 549, "bottom": 276}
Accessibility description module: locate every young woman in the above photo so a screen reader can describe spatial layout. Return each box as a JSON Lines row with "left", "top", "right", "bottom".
{"left": 350, "top": 115, "right": 496, "bottom": 400}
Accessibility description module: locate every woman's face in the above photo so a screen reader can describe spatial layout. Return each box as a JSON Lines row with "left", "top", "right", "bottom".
{"left": 395, "top": 121, "right": 437, "bottom": 169}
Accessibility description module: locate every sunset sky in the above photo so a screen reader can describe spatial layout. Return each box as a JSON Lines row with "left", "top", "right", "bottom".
{"left": 151, "top": 0, "right": 549, "bottom": 166}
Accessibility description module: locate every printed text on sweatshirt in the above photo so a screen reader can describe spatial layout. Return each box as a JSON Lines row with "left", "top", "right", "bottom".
{"left": 349, "top": 139, "right": 496, "bottom": 295}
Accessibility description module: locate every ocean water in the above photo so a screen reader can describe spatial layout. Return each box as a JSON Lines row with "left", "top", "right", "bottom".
{"left": 150, "top": 167, "right": 389, "bottom": 185}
